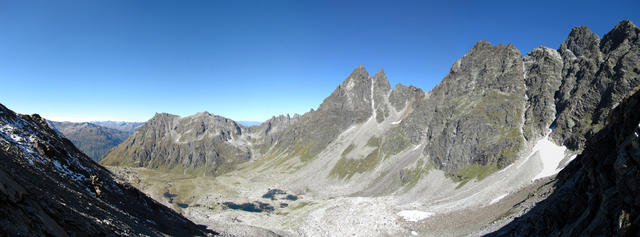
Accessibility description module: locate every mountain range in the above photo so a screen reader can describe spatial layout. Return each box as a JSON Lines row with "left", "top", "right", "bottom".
{"left": 104, "top": 20, "right": 638, "bottom": 180}
{"left": 91, "top": 121, "right": 145, "bottom": 134}
{"left": 97, "top": 20, "right": 640, "bottom": 235}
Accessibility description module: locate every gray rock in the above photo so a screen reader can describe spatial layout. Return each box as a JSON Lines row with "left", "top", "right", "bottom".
{"left": 522, "top": 46, "right": 564, "bottom": 141}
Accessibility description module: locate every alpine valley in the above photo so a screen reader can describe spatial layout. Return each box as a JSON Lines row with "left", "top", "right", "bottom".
{"left": 2, "top": 20, "right": 640, "bottom": 236}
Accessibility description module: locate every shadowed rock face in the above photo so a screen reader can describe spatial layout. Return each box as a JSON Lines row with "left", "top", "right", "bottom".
{"left": 48, "top": 121, "right": 131, "bottom": 161}
{"left": 552, "top": 20, "right": 640, "bottom": 150}
{"left": 0, "top": 104, "right": 215, "bottom": 236}
{"left": 490, "top": 87, "right": 640, "bottom": 236}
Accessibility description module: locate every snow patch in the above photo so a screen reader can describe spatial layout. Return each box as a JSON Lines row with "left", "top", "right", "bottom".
{"left": 397, "top": 210, "right": 435, "bottom": 222}
{"left": 345, "top": 78, "right": 355, "bottom": 91}
{"left": 496, "top": 163, "right": 513, "bottom": 174}
{"left": 411, "top": 231, "right": 418, "bottom": 236}
{"left": 391, "top": 120, "right": 402, "bottom": 125}
{"left": 529, "top": 133, "right": 568, "bottom": 181}
{"left": 489, "top": 193, "right": 508, "bottom": 205}
{"left": 52, "top": 159, "right": 86, "bottom": 183}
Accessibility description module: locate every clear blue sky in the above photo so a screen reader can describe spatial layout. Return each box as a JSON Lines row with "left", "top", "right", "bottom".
{"left": 1, "top": 0, "right": 638, "bottom": 122}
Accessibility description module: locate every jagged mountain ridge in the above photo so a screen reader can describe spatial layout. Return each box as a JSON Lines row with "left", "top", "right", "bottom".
{"left": 48, "top": 121, "right": 131, "bottom": 161}
{"left": 0, "top": 104, "right": 215, "bottom": 236}
{"left": 102, "top": 20, "right": 640, "bottom": 193}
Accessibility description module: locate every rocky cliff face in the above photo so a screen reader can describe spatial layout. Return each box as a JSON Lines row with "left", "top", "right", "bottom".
{"left": 398, "top": 41, "right": 528, "bottom": 171}
{"left": 552, "top": 20, "right": 640, "bottom": 150}
{"left": 0, "top": 104, "right": 215, "bottom": 236}
{"left": 48, "top": 121, "right": 131, "bottom": 161}
{"left": 491, "top": 86, "right": 640, "bottom": 236}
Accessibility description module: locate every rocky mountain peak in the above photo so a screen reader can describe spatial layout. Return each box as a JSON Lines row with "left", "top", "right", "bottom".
{"left": 472, "top": 40, "right": 493, "bottom": 50}
{"left": 317, "top": 65, "right": 373, "bottom": 117}
{"left": 434, "top": 40, "right": 525, "bottom": 99}
{"left": 149, "top": 112, "right": 178, "bottom": 122}
{"left": 373, "top": 69, "right": 391, "bottom": 93}
{"left": 600, "top": 20, "right": 639, "bottom": 54}
{"left": 560, "top": 25, "right": 601, "bottom": 59}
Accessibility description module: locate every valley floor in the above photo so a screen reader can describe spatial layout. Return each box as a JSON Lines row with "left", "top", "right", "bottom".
{"left": 106, "top": 164, "right": 557, "bottom": 236}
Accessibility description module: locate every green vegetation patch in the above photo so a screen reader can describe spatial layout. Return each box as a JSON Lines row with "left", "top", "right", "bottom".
{"left": 341, "top": 144, "right": 355, "bottom": 157}
{"left": 329, "top": 147, "right": 381, "bottom": 180}
{"left": 366, "top": 136, "right": 380, "bottom": 147}
{"left": 446, "top": 163, "right": 499, "bottom": 189}
{"left": 381, "top": 127, "right": 412, "bottom": 159}
{"left": 400, "top": 159, "right": 434, "bottom": 191}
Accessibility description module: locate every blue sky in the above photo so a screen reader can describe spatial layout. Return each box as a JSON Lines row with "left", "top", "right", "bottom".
{"left": 0, "top": 0, "right": 638, "bottom": 122}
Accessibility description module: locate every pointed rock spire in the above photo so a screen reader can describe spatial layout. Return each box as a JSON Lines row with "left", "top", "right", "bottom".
{"left": 373, "top": 68, "right": 391, "bottom": 93}
{"left": 601, "top": 20, "right": 639, "bottom": 54}
{"left": 561, "top": 25, "right": 601, "bottom": 58}
{"left": 316, "top": 65, "right": 373, "bottom": 123}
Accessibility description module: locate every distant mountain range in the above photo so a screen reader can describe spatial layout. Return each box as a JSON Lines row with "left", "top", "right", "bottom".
{"left": 48, "top": 121, "right": 144, "bottom": 161}
{"left": 238, "top": 120, "right": 263, "bottom": 127}
{"left": 91, "top": 121, "right": 144, "bottom": 134}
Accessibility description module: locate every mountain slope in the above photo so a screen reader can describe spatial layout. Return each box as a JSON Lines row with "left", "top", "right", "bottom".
{"left": 490, "top": 86, "right": 640, "bottom": 236}
{"left": 48, "top": 121, "right": 130, "bottom": 161}
{"left": 0, "top": 104, "right": 215, "bottom": 236}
